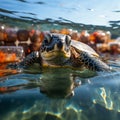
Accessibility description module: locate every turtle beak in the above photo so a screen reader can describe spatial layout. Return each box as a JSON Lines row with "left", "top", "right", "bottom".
{"left": 54, "top": 44, "right": 58, "bottom": 51}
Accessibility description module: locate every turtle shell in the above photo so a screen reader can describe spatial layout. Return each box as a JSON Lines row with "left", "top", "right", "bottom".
{"left": 71, "top": 40, "right": 99, "bottom": 57}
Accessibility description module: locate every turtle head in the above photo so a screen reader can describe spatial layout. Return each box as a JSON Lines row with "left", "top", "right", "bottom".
{"left": 40, "top": 33, "right": 71, "bottom": 65}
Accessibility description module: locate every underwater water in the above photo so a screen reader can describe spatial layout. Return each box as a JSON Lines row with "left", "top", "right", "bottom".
{"left": 1, "top": 0, "right": 120, "bottom": 120}
{"left": 1, "top": 66, "right": 120, "bottom": 120}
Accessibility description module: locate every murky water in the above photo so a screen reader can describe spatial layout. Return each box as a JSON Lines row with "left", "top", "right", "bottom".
{"left": 0, "top": 0, "right": 120, "bottom": 120}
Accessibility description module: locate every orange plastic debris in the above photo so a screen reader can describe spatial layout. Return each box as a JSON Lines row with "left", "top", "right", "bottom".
{"left": 0, "top": 51, "right": 18, "bottom": 63}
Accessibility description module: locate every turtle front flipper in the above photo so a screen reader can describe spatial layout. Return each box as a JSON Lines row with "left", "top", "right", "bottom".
{"left": 71, "top": 47, "right": 111, "bottom": 71}
{"left": 7, "top": 51, "right": 41, "bottom": 69}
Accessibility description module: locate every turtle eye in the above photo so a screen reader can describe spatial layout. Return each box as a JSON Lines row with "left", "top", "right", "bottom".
{"left": 65, "top": 35, "right": 71, "bottom": 46}
{"left": 44, "top": 33, "right": 52, "bottom": 44}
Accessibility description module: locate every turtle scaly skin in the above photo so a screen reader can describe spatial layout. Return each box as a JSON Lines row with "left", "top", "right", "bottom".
{"left": 7, "top": 33, "right": 111, "bottom": 72}
{"left": 7, "top": 51, "right": 41, "bottom": 69}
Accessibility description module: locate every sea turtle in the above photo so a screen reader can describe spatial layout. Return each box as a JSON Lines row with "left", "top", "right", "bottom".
{"left": 8, "top": 33, "right": 111, "bottom": 72}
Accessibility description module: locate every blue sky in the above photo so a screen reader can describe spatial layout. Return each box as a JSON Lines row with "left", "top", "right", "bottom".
{"left": 1, "top": 0, "right": 120, "bottom": 26}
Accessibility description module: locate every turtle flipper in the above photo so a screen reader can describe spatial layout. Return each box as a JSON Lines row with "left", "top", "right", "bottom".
{"left": 78, "top": 51, "right": 111, "bottom": 71}
{"left": 71, "top": 47, "right": 111, "bottom": 71}
{"left": 7, "top": 51, "right": 41, "bottom": 69}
